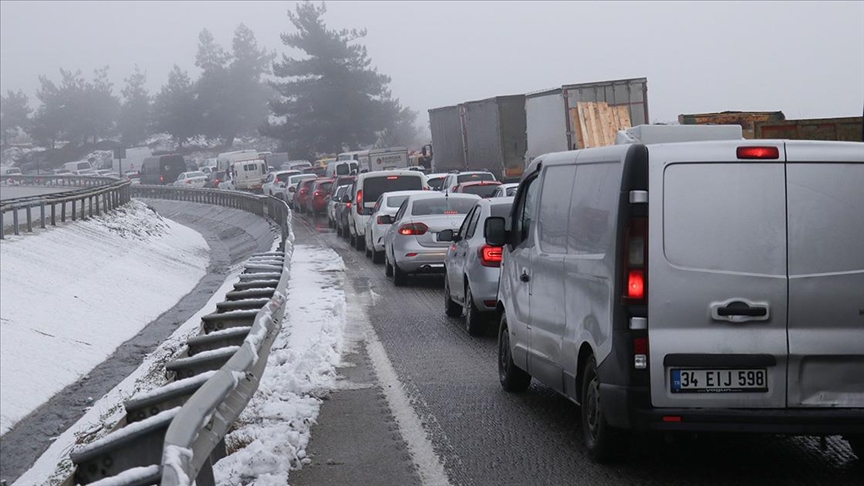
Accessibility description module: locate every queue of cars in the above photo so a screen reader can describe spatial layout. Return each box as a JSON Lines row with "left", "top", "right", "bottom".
{"left": 297, "top": 135, "right": 864, "bottom": 464}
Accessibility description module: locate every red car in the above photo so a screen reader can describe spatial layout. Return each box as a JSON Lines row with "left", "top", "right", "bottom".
{"left": 306, "top": 178, "right": 335, "bottom": 215}
{"left": 455, "top": 180, "right": 502, "bottom": 198}
{"left": 294, "top": 178, "right": 318, "bottom": 213}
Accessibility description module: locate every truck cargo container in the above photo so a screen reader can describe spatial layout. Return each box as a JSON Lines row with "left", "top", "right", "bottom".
{"left": 754, "top": 116, "right": 863, "bottom": 142}
{"left": 460, "top": 95, "right": 526, "bottom": 181}
{"left": 524, "top": 78, "right": 649, "bottom": 163}
{"left": 679, "top": 111, "right": 785, "bottom": 139}
{"left": 428, "top": 105, "right": 466, "bottom": 173}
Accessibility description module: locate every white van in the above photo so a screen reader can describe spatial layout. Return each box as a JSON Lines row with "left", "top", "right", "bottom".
{"left": 325, "top": 160, "right": 358, "bottom": 178}
{"left": 485, "top": 139, "right": 864, "bottom": 462}
{"left": 62, "top": 161, "right": 93, "bottom": 173}
{"left": 0, "top": 166, "right": 22, "bottom": 176}
{"left": 231, "top": 159, "right": 268, "bottom": 192}
{"left": 217, "top": 150, "right": 259, "bottom": 172}
{"left": 348, "top": 169, "right": 428, "bottom": 250}
{"left": 364, "top": 147, "right": 408, "bottom": 172}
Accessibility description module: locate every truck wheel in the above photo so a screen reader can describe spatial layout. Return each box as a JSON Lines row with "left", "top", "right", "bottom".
{"left": 464, "top": 283, "right": 484, "bottom": 336}
{"left": 581, "top": 355, "right": 628, "bottom": 463}
{"left": 498, "top": 312, "right": 531, "bottom": 392}
{"left": 393, "top": 263, "right": 408, "bottom": 286}
{"left": 443, "top": 275, "right": 461, "bottom": 317}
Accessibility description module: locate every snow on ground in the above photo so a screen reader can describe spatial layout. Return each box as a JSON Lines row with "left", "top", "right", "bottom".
{"left": 0, "top": 200, "right": 209, "bottom": 435}
{"left": 213, "top": 244, "right": 347, "bottom": 485}
{"left": 12, "top": 257, "right": 260, "bottom": 486}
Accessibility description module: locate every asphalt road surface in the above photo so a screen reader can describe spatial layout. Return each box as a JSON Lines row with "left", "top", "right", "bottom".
{"left": 292, "top": 212, "right": 862, "bottom": 486}
{"left": 0, "top": 186, "right": 69, "bottom": 201}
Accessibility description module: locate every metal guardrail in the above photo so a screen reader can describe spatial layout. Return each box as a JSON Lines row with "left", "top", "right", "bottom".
{"left": 53, "top": 186, "right": 294, "bottom": 485}
{"left": 131, "top": 185, "right": 291, "bottom": 245}
{"left": 1, "top": 176, "right": 131, "bottom": 238}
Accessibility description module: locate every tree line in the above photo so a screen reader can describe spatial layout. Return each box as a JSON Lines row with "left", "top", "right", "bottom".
{"left": 0, "top": 2, "right": 419, "bottom": 161}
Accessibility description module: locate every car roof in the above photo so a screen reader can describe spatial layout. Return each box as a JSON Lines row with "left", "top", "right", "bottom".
{"left": 407, "top": 192, "right": 481, "bottom": 202}
{"left": 357, "top": 170, "right": 425, "bottom": 180}
{"left": 425, "top": 173, "right": 448, "bottom": 178}
{"left": 383, "top": 190, "right": 427, "bottom": 198}
{"left": 458, "top": 180, "right": 501, "bottom": 187}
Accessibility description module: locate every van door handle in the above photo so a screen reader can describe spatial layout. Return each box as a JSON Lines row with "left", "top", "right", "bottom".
{"left": 711, "top": 300, "right": 770, "bottom": 322}
{"left": 520, "top": 271, "right": 530, "bottom": 282}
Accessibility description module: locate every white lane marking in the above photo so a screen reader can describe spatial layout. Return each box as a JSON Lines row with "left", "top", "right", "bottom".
{"left": 345, "top": 281, "right": 453, "bottom": 486}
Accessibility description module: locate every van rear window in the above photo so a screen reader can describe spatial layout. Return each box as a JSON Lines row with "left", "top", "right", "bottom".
{"left": 411, "top": 198, "right": 476, "bottom": 216}
{"left": 362, "top": 176, "right": 422, "bottom": 204}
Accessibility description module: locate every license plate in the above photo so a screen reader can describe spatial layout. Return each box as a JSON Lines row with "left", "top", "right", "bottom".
{"left": 670, "top": 368, "right": 768, "bottom": 393}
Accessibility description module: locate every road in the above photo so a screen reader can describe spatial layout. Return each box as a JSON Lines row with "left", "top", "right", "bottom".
{"left": 291, "top": 212, "right": 861, "bottom": 486}
{"left": 0, "top": 185, "right": 69, "bottom": 201}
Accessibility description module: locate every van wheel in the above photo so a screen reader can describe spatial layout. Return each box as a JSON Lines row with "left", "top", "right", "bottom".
{"left": 444, "top": 275, "right": 461, "bottom": 317}
{"left": 581, "top": 355, "right": 627, "bottom": 463}
{"left": 498, "top": 313, "right": 531, "bottom": 392}
{"left": 464, "top": 283, "right": 484, "bottom": 336}
{"left": 393, "top": 263, "right": 408, "bottom": 286}
{"left": 847, "top": 436, "right": 864, "bottom": 460}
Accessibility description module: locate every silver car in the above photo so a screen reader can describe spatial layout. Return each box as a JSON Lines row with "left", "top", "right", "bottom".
{"left": 364, "top": 190, "right": 427, "bottom": 264}
{"left": 440, "top": 197, "right": 514, "bottom": 335}
{"left": 383, "top": 193, "right": 480, "bottom": 286}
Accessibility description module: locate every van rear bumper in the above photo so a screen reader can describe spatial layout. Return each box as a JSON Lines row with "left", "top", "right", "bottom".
{"left": 601, "top": 384, "right": 864, "bottom": 434}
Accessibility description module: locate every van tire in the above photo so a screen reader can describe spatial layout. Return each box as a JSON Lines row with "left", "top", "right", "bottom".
{"left": 464, "top": 284, "right": 484, "bottom": 336}
{"left": 498, "top": 313, "right": 531, "bottom": 392}
{"left": 847, "top": 436, "right": 864, "bottom": 460}
{"left": 444, "top": 276, "right": 461, "bottom": 317}
{"left": 393, "top": 264, "right": 408, "bottom": 286}
{"left": 581, "top": 355, "right": 627, "bottom": 463}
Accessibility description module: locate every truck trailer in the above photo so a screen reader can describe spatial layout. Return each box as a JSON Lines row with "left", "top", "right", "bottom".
{"left": 428, "top": 105, "right": 466, "bottom": 173}
{"left": 459, "top": 95, "right": 527, "bottom": 181}
{"left": 754, "top": 116, "right": 863, "bottom": 142}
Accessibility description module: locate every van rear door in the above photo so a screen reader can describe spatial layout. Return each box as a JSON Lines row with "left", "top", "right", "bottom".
{"left": 648, "top": 143, "right": 789, "bottom": 408}
{"left": 784, "top": 143, "right": 864, "bottom": 408}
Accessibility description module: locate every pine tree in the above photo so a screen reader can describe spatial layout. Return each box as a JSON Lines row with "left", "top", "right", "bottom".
{"left": 0, "top": 90, "right": 31, "bottom": 145}
{"left": 152, "top": 65, "right": 199, "bottom": 148}
{"left": 118, "top": 66, "right": 152, "bottom": 147}
{"left": 261, "top": 1, "right": 398, "bottom": 159}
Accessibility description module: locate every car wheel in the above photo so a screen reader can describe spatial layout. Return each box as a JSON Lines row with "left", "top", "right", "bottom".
{"left": 393, "top": 262, "right": 408, "bottom": 286}
{"left": 581, "top": 354, "right": 628, "bottom": 463}
{"left": 349, "top": 231, "right": 356, "bottom": 247}
{"left": 385, "top": 255, "right": 394, "bottom": 277}
{"left": 464, "top": 283, "right": 484, "bottom": 336}
{"left": 847, "top": 436, "right": 864, "bottom": 460}
{"left": 443, "top": 275, "right": 461, "bottom": 317}
{"left": 356, "top": 234, "right": 366, "bottom": 251}
{"left": 372, "top": 249, "right": 384, "bottom": 264}
{"left": 498, "top": 312, "right": 531, "bottom": 392}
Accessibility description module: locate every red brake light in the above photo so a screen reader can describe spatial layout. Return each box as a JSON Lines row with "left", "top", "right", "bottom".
{"left": 387, "top": 176, "right": 398, "bottom": 180}
{"left": 160, "top": 175, "right": 164, "bottom": 183}
{"left": 622, "top": 217, "right": 648, "bottom": 303}
{"left": 452, "top": 185, "right": 458, "bottom": 192}
{"left": 737, "top": 146, "right": 779, "bottom": 160}
{"left": 185, "top": 179, "right": 191, "bottom": 184}
{"left": 346, "top": 202, "right": 351, "bottom": 208}
{"left": 313, "top": 191, "right": 321, "bottom": 197}
{"left": 479, "top": 245, "right": 503, "bottom": 267}
{"left": 356, "top": 189, "right": 362, "bottom": 205}
{"left": 397, "top": 223, "right": 428, "bottom": 236}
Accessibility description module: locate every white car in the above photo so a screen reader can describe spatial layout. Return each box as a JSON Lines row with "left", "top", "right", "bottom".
{"left": 424, "top": 173, "right": 448, "bottom": 192}
{"left": 173, "top": 171, "right": 207, "bottom": 188}
{"left": 441, "top": 171, "right": 497, "bottom": 194}
{"left": 491, "top": 183, "right": 519, "bottom": 198}
{"left": 262, "top": 170, "right": 300, "bottom": 198}
{"left": 364, "top": 190, "right": 427, "bottom": 263}
{"left": 283, "top": 173, "right": 318, "bottom": 206}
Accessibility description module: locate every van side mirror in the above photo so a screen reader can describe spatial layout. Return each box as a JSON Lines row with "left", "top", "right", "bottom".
{"left": 437, "top": 229, "right": 453, "bottom": 242}
{"left": 378, "top": 214, "right": 393, "bottom": 225}
{"left": 484, "top": 217, "right": 506, "bottom": 246}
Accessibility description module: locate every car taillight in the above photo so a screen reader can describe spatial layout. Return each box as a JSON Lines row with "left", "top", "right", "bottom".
{"left": 313, "top": 191, "right": 321, "bottom": 197}
{"left": 622, "top": 217, "right": 647, "bottom": 303}
{"left": 397, "top": 223, "right": 428, "bottom": 236}
{"left": 160, "top": 175, "right": 164, "bottom": 183}
{"left": 452, "top": 185, "right": 458, "bottom": 192}
{"left": 479, "top": 244, "right": 503, "bottom": 267}
{"left": 356, "top": 189, "right": 362, "bottom": 206}
{"left": 185, "top": 179, "right": 191, "bottom": 184}
{"left": 377, "top": 215, "right": 389, "bottom": 224}
{"left": 214, "top": 180, "right": 220, "bottom": 187}
{"left": 346, "top": 202, "right": 351, "bottom": 208}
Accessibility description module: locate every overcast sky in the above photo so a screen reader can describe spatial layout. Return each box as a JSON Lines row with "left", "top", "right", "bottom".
{"left": 2, "top": 0, "right": 862, "bottom": 127}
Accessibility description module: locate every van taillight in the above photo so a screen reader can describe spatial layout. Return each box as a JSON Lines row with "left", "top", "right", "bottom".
{"left": 479, "top": 245, "right": 503, "bottom": 267}
{"left": 356, "top": 189, "right": 362, "bottom": 206}
{"left": 622, "top": 217, "right": 648, "bottom": 303}
{"left": 737, "top": 146, "right": 779, "bottom": 160}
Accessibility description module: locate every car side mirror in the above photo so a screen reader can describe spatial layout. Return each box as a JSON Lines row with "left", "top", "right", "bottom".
{"left": 288, "top": 186, "right": 296, "bottom": 193}
{"left": 437, "top": 229, "right": 454, "bottom": 242}
{"left": 484, "top": 217, "right": 506, "bottom": 246}
{"left": 378, "top": 214, "right": 393, "bottom": 225}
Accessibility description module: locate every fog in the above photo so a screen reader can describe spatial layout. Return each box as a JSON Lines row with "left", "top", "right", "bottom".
{"left": 2, "top": 0, "right": 862, "bottom": 124}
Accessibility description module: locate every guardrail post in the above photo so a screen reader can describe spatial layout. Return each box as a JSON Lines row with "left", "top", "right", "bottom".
{"left": 81, "top": 197, "right": 86, "bottom": 220}
{"left": 95, "top": 194, "right": 100, "bottom": 215}
{"left": 13, "top": 210, "right": 20, "bottom": 235}
{"left": 71, "top": 200, "right": 76, "bottom": 221}
{"left": 40, "top": 202, "right": 46, "bottom": 229}
{"left": 51, "top": 203, "right": 56, "bottom": 226}
{"left": 88, "top": 196, "right": 93, "bottom": 218}
{"left": 26, "top": 206, "right": 32, "bottom": 232}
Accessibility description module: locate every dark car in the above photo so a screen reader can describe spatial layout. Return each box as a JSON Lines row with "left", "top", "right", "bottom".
{"left": 293, "top": 178, "right": 318, "bottom": 214}
{"left": 335, "top": 182, "right": 355, "bottom": 237}
{"left": 140, "top": 155, "right": 186, "bottom": 185}
{"left": 305, "top": 178, "right": 334, "bottom": 216}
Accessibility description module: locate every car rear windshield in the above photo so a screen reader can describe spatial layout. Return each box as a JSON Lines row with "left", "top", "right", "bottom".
{"left": 318, "top": 182, "right": 333, "bottom": 193}
{"left": 491, "top": 203, "right": 512, "bottom": 218}
{"left": 335, "top": 164, "right": 350, "bottom": 175}
{"left": 457, "top": 173, "right": 495, "bottom": 184}
{"left": 462, "top": 184, "right": 500, "bottom": 198}
{"left": 363, "top": 175, "right": 423, "bottom": 204}
{"left": 276, "top": 173, "right": 292, "bottom": 182}
{"left": 187, "top": 171, "right": 205, "bottom": 178}
{"left": 506, "top": 186, "right": 518, "bottom": 196}
{"left": 411, "top": 198, "right": 476, "bottom": 216}
{"left": 427, "top": 177, "right": 444, "bottom": 191}
{"left": 386, "top": 195, "right": 410, "bottom": 208}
